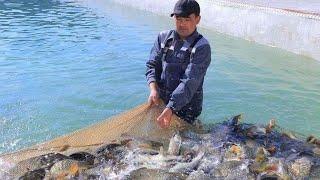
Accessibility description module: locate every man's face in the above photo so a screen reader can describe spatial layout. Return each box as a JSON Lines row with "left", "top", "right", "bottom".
{"left": 174, "top": 13, "right": 200, "bottom": 39}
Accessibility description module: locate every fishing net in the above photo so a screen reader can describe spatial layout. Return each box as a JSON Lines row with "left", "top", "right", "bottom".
{"left": 0, "top": 101, "right": 191, "bottom": 164}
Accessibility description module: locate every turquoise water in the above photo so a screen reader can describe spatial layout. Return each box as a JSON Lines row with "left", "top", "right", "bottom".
{"left": 0, "top": 0, "right": 319, "bottom": 154}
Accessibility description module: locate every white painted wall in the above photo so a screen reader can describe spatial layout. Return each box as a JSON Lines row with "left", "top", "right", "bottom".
{"left": 109, "top": 0, "right": 320, "bottom": 61}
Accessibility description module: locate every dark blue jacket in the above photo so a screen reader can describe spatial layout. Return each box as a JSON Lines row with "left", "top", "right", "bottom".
{"left": 146, "top": 29, "right": 211, "bottom": 123}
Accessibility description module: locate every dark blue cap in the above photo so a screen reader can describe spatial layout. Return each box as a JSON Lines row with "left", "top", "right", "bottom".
{"left": 170, "top": 0, "right": 200, "bottom": 17}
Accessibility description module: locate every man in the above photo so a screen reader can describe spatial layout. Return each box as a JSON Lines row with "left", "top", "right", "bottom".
{"left": 146, "top": 0, "right": 211, "bottom": 128}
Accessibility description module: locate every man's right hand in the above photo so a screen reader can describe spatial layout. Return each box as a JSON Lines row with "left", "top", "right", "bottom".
{"left": 148, "top": 82, "right": 159, "bottom": 107}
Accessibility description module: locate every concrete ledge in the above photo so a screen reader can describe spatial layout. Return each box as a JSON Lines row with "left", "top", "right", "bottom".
{"left": 110, "top": 0, "right": 320, "bottom": 61}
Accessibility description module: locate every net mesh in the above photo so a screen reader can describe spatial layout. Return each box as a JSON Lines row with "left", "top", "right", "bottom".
{"left": 0, "top": 102, "right": 191, "bottom": 164}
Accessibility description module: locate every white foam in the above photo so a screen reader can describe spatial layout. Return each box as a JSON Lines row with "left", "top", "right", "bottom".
{"left": 0, "top": 158, "right": 15, "bottom": 180}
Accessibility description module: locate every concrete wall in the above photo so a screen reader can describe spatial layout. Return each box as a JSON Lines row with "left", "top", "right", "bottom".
{"left": 109, "top": 0, "right": 320, "bottom": 61}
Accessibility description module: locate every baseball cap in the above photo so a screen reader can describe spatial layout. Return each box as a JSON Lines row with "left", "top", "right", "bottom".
{"left": 170, "top": 0, "right": 200, "bottom": 17}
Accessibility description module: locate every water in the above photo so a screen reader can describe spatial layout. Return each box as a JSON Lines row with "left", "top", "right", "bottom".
{"left": 0, "top": 0, "right": 319, "bottom": 154}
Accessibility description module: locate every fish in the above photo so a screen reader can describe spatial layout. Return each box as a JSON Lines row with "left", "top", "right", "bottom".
{"left": 224, "top": 144, "right": 245, "bottom": 161}
{"left": 120, "top": 134, "right": 163, "bottom": 151}
{"left": 307, "top": 135, "right": 320, "bottom": 146}
{"left": 181, "top": 130, "right": 201, "bottom": 141}
{"left": 211, "top": 160, "right": 249, "bottom": 178}
{"left": 313, "top": 147, "right": 320, "bottom": 156}
{"left": 8, "top": 153, "right": 69, "bottom": 179}
{"left": 309, "top": 165, "right": 320, "bottom": 178}
{"left": 48, "top": 159, "right": 81, "bottom": 178}
{"left": 169, "top": 149, "right": 205, "bottom": 173}
{"left": 266, "top": 119, "right": 276, "bottom": 133}
{"left": 245, "top": 125, "right": 267, "bottom": 138}
{"left": 186, "top": 170, "right": 212, "bottom": 180}
{"left": 18, "top": 168, "right": 46, "bottom": 180}
{"left": 179, "top": 137, "right": 202, "bottom": 158}
{"left": 228, "top": 114, "right": 242, "bottom": 132}
{"left": 288, "top": 156, "right": 313, "bottom": 177}
{"left": 168, "top": 132, "right": 182, "bottom": 156}
{"left": 281, "top": 131, "right": 298, "bottom": 140}
{"left": 12, "top": 114, "right": 320, "bottom": 180}
{"left": 95, "top": 143, "right": 123, "bottom": 155}
{"left": 228, "top": 114, "right": 242, "bottom": 127}
{"left": 128, "top": 167, "right": 187, "bottom": 180}
{"left": 197, "top": 155, "right": 220, "bottom": 173}
{"left": 69, "top": 151, "right": 96, "bottom": 166}
{"left": 255, "top": 147, "right": 269, "bottom": 163}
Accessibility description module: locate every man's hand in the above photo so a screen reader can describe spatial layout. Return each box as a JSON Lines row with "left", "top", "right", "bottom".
{"left": 157, "top": 108, "right": 173, "bottom": 128}
{"left": 148, "top": 82, "right": 159, "bottom": 107}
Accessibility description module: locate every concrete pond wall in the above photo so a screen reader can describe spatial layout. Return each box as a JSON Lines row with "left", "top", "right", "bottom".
{"left": 109, "top": 0, "right": 320, "bottom": 61}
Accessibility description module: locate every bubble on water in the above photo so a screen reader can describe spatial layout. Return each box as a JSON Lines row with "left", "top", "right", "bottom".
{"left": 0, "top": 138, "right": 22, "bottom": 154}
{"left": 0, "top": 117, "right": 8, "bottom": 126}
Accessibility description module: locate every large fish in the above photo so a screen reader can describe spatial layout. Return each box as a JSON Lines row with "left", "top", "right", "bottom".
{"left": 128, "top": 167, "right": 187, "bottom": 180}
{"left": 169, "top": 149, "right": 205, "bottom": 173}
{"left": 168, "top": 132, "right": 182, "bottom": 156}
{"left": 8, "top": 153, "right": 69, "bottom": 179}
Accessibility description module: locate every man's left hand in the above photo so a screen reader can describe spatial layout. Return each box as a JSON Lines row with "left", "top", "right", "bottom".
{"left": 157, "top": 108, "right": 173, "bottom": 128}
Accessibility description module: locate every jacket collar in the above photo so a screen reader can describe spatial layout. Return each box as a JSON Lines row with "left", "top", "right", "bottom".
{"left": 168, "top": 29, "right": 199, "bottom": 45}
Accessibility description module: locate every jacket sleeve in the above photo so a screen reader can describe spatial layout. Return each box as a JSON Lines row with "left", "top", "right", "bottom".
{"left": 145, "top": 34, "right": 161, "bottom": 85}
{"left": 166, "top": 44, "right": 211, "bottom": 111}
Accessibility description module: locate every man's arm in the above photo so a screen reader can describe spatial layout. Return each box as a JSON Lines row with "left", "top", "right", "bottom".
{"left": 148, "top": 82, "right": 159, "bottom": 106}
{"left": 146, "top": 33, "right": 162, "bottom": 106}
{"left": 146, "top": 34, "right": 161, "bottom": 85}
{"left": 166, "top": 43, "right": 211, "bottom": 111}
